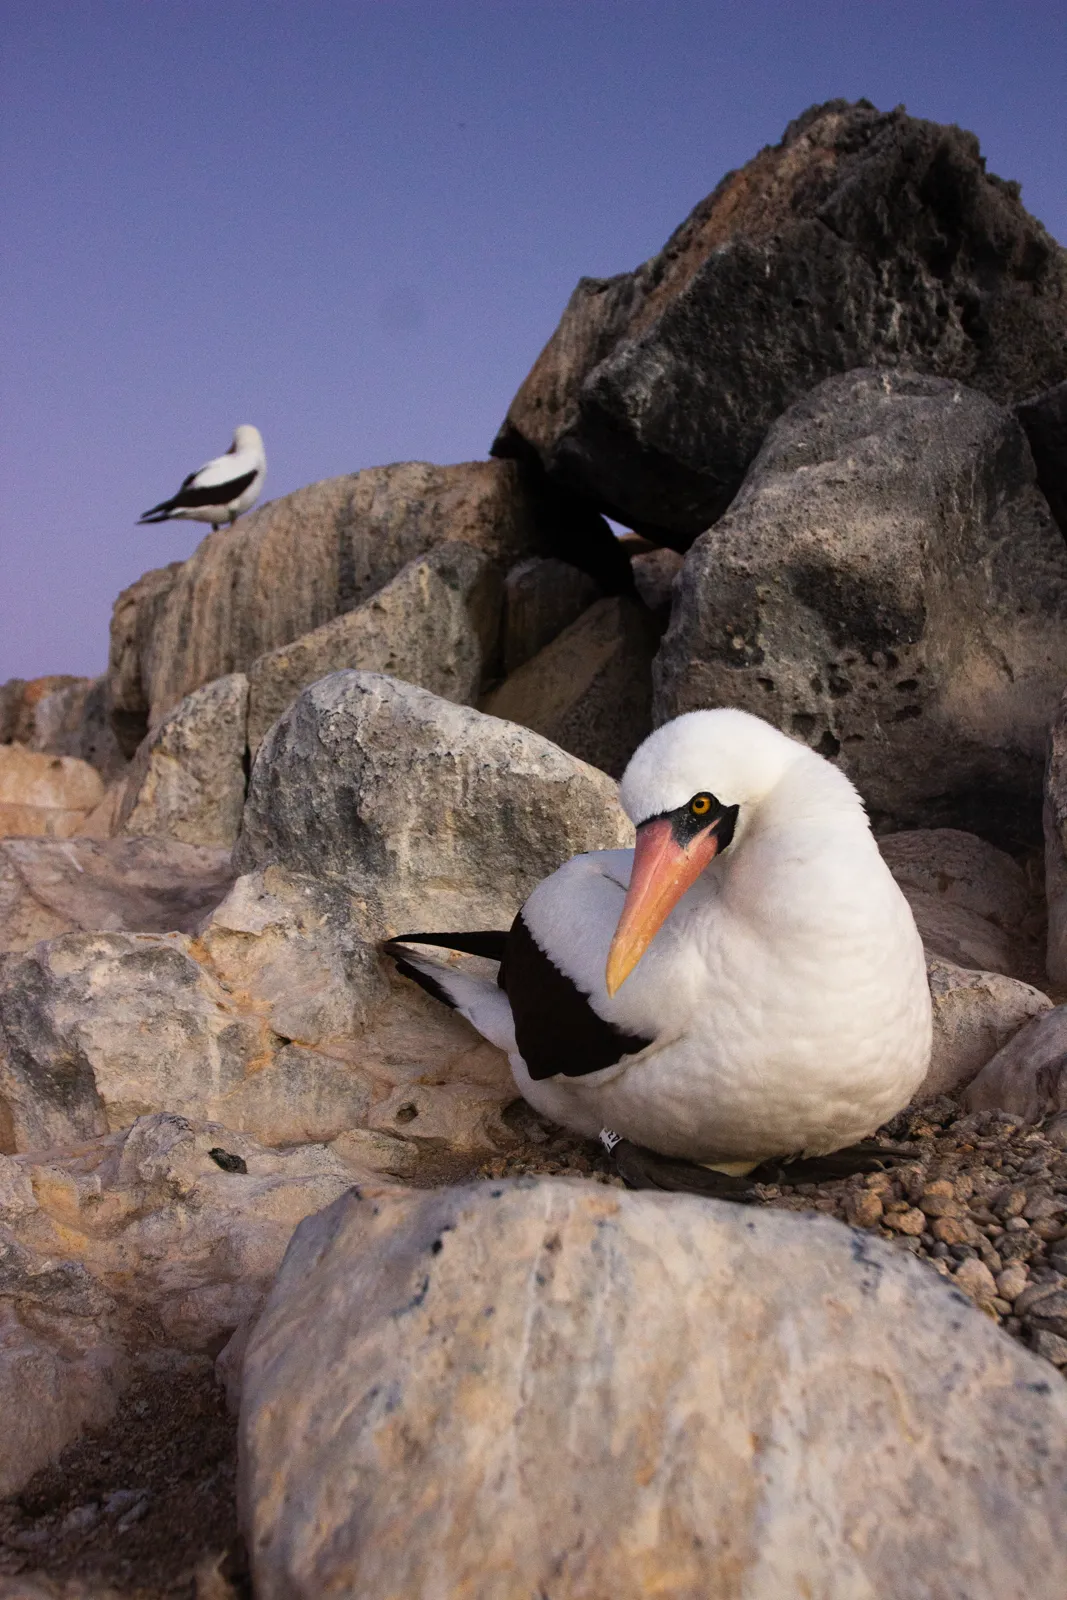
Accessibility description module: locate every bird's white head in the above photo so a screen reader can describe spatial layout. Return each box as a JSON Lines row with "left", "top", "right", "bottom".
{"left": 231, "top": 425, "right": 264, "bottom": 456}
{"left": 607, "top": 708, "right": 862, "bottom": 995}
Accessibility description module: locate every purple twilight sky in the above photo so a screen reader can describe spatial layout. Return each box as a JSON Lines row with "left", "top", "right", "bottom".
{"left": 2, "top": 1, "right": 1065, "bottom": 683}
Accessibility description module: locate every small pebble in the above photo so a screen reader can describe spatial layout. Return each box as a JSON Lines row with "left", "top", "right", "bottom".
{"left": 995, "top": 1264, "right": 1029, "bottom": 1302}
{"left": 1031, "top": 1328, "right": 1067, "bottom": 1366}
{"left": 1006, "top": 1216, "right": 1030, "bottom": 1233}
{"left": 953, "top": 1257, "right": 998, "bottom": 1304}
{"left": 885, "top": 1206, "right": 925, "bottom": 1236}
{"left": 59, "top": 1503, "right": 99, "bottom": 1536}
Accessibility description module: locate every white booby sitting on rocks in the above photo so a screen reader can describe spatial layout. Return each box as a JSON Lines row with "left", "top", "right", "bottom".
{"left": 388, "top": 709, "right": 932, "bottom": 1193}
{"left": 138, "top": 424, "right": 266, "bottom": 532}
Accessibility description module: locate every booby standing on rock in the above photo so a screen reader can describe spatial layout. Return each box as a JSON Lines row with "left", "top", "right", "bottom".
{"left": 138, "top": 425, "right": 266, "bottom": 532}
{"left": 388, "top": 709, "right": 933, "bottom": 1193}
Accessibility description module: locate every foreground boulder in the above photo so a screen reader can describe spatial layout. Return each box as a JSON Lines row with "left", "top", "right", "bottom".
{"left": 246, "top": 542, "right": 501, "bottom": 753}
{"left": 0, "top": 747, "right": 105, "bottom": 840}
{"left": 481, "top": 596, "right": 657, "bottom": 777}
{"left": 0, "top": 868, "right": 514, "bottom": 1158}
{"left": 236, "top": 671, "right": 634, "bottom": 933}
{"left": 494, "top": 100, "right": 1067, "bottom": 545}
{"left": 655, "top": 369, "right": 1067, "bottom": 841}
{"left": 240, "top": 1178, "right": 1067, "bottom": 1600}
{"left": 0, "top": 1112, "right": 361, "bottom": 1495}
{"left": 108, "top": 461, "right": 543, "bottom": 734}
{"left": 0, "top": 835, "right": 233, "bottom": 954}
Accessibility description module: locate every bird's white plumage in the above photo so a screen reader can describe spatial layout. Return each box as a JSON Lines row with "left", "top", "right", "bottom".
{"left": 408, "top": 709, "right": 932, "bottom": 1166}
{"left": 139, "top": 424, "right": 266, "bottom": 529}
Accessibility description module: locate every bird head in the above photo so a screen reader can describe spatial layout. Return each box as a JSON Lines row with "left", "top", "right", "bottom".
{"left": 231, "top": 424, "right": 264, "bottom": 454}
{"left": 605, "top": 708, "right": 858, "bottom": 996}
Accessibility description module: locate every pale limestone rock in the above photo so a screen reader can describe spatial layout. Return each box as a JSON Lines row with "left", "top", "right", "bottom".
{"left": 237, "top": 671, "right": 634, "bottom": 934}
{"left": 0, "top": 869, "right": 515, "bottom": 1159}
{"left": 239, "top": 1178, "right": 1067, "bottom": 1600}
{"left": 246, "top": 542, "right": 501, "bottom": 754}
{"left": 106, "top": 560, "right": 184, "bottom": 757}
{"left": 118, "top": 673, "right": 248, "bottom": 848}
{"left": 0, "top": 746, "right": 105, "bottom": 840}
{"left": 29, "top": 676, "right": 127, "bottom": 781}
{"left": 111, "top": 461, "right": 538, "bottom": 729}
{"left": 0, "top": 836, "right": 234, "bottom": 954}
{"left": 0, "top": 1112, "right": 361, "bottom": 1495}
{"left": 964, "top": 1005, "right": 1067, "bottom": 1123}
{"left": 921, "top": 956, "right": 1052, "bottom": 1099}
{"left": 72, "top": 775, "right": 129, "bottom": 840}
{"left": 879, "top": 828, "right": 1042, "bottom": 982}
{"left": 499, "top": 556, "right": 600, "bottom": 675}
{"left": 480, "top": 596, "right": 657, "bottom": 777}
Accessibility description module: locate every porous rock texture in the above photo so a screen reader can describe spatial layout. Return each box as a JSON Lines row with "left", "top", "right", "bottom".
{"left": 0, "top": 1111, "right": 360, "bottom": 1496}
{"left": 0, "top": 748, "right": 105, "bottom": 841}
{"left": 0, "top": 868, "right": 515, "bottom": 1159}
{"left": 481, "top": 596, "right": 657, "bottom": 777}
{"left": 654, "top": 369, "right": 1067, "bottom": 842}
{"left": 108, "top": 461, "right": 542, "bottom": 734}
{"left": 494, "top": 99, "right": 1067, "bottom": 545}
{"left": 964, "top": 1005, "right": 1067, "bottom": 1124}
{"left": 117, "top": 673, "right": 249, "bottom": 848}
{"left": 0, "top": 835, "right": 234, "bottom": 955}
{"left": 236, "top": 671, "right": 634, "bottom": 934}
{"left": 246, "top": 541, "right": 501, "bottom": 754}
{"left": 240, "top": 1178, "right": 1067, "bottom": 1600}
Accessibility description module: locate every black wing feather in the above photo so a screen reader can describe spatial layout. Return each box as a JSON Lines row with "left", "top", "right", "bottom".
{"left": 501, "top": 911, "right": 654, "bottom": 1080}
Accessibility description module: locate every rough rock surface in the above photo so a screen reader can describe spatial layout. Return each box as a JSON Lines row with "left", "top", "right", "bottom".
{"left": 0, "top": 1112, "right": 359, "bottom": 1497}
{"left": 246, "top": 542, "right": 500, "bottom": 753}
{"left": 109, "top": 462, "right": 540, "bottom": 732}
{"left": 964, "top": 1006, "right": 1067, "bottom": 1124}
{"left": 28, "top": 679, "right": 127, "bottom": 783}
{"left": 923, "top": 957, "right": 1052, "bottom": 1100}
{"left": 880, "top": 828, "right": 1042, "bottom": 982}
{"left": 0, "top": 750, "right": 105, "bottom": 841}
{"left": 105, "top": 561, "right": 183, "bottom": 757}
{"left": 236, "top": 671, "right": 634, "bottom": 933}
{"left": 0, "top": 836, "right": 234, "bottom": 955}
{"left": 118, "top": 674, "right": 249, "bottom": 849}
{"left": 630, "top": 546, "right": 684, "bottom": 623}
{"left": 494, "top": 100, "right": 1067, "bottom": 544}
{"left": 0, "top": 680, "right": 87, "bottom": 752}
{"left": 499, "top": 556, "right": 601, "bottom": 675}
{"left": 0, "top": 869, "right": 515, "bottom": 1158}
{"left": 654, "top": 369, "right": 1067, "bottom": 843}
{"left": 1043, "top": 686, "right": 1067, "bottom": 986}
{"left": 481, "top": 597, "right": 657, "bottom": 778}
{"left": 1018, "top": 379, "right": 1067, "bottom": 538}
{"left": 240, "top": 1177, "right": 1067, "bottom": 1600}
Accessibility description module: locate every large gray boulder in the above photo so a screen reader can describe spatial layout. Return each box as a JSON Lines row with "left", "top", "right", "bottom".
{"left": 118, "top": 672, "right": 249, "bottom": 848}
{"left": 964, "top": 1005, "right": 1067, "bottom": 1124}
{"left": 108, "top": 462, "right": 542, "bottom": 735}
{"left": 494, "top": 100, "right": 1067, "bottom": 545}
{"left": 246, "top": 542, "right": 501, "bottom": 754}
{"left": 0, "top": 835, "right": 234, "bottom": 954}
{"left": 654, "top": 369, "right": 1067, "bottom": 843}
{"left": 236, "top": 671, "right": 634, "bottom": 934}
{"left": 239, "top": 1178, "right": 1067, "bottom": 1600}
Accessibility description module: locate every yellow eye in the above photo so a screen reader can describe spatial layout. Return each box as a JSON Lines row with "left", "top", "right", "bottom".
{"left": 690, "top": 794, "right": 712, "bottom": 817}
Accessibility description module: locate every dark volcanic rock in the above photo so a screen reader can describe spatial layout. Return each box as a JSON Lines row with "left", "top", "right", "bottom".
{"left": 654, "top": 369, "right": 1067, "bottom": 846}
{"left": 1018, "top": 380, "right": 1067, "bottom": 539}
{"left": 494, "top": 100, "right": 1067, "bottom": 546}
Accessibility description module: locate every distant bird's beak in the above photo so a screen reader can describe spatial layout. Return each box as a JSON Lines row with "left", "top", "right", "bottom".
{"left": 605, "top": 816, "right": 723, "bottom": 997}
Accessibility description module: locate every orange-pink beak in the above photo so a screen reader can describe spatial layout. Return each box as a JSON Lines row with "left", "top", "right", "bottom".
{"left": 605, "top": 817, "right": 723, "bottom": 997}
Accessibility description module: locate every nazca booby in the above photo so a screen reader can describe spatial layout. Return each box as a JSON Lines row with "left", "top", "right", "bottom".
{"left": 388, "top": 709, "right": 932, "bottom": 1184}
{"left": 138, "top": 424, "right": 265, "bottom": 532}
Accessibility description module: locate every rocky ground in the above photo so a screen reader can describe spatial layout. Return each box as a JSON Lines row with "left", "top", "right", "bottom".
{"left": 3, "top": 97, "right": 1067, "bottom": 1599}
